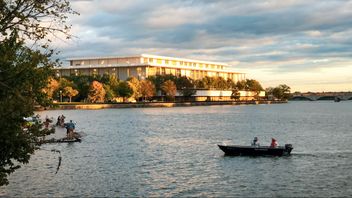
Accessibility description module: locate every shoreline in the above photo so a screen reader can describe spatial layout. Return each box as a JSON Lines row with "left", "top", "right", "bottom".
{"left": 38, "top": 100, "right": 287, "bottom": 110}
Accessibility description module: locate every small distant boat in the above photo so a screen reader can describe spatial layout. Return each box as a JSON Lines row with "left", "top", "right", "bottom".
{"left": 40, "top": 138, "right": 81, "bottom": 144}
{"left": 334, "top": 97, "right": 341, "bottom": 102}
{"left": 218, "top": 144, "right": 293, "bottom": 156}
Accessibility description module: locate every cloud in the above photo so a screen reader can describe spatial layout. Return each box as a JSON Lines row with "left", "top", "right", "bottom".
{"left": 53, "top": 0, "right": 352, "bottom": 91}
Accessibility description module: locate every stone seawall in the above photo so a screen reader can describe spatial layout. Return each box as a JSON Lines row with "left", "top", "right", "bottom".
{"left": 45, "top": 100, "right": 287, "bottom": 110}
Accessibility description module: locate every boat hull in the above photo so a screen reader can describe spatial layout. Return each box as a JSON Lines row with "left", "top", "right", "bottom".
{"left": 40, "top": 138, "right": 81, "bottom": 144}
{"left": 218, "top": 144, "right": 293, "bottom": 156}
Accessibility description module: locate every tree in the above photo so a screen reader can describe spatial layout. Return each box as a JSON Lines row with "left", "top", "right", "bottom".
{"left": 231, "top": 88, "right": 241, "bottom": 100}
{"left": 103, "top": 84, "right": 116, "bottom": 102}
{"left": 0, "top": 0, "right": 77, "bottom": 42}
{"left": 161, "top": 80, "right": 177, "bottom": 100}
{"left": 214, "top": 77, "right": 228, "bottom": 90}
{"left": 0, "top": 33, "right": 56, "bottom": 186}
{"left": 116, "top": 81, "right": 133, "bottom": 101}
{"left": 0, "top": 0, "right": 76, "bottom": 186}
{"left": 68, "top": 75, "right": 94, "bottom": 102}
{"left": 87, "top": 81, "right": 106, "bottom": 103}
{"left": 43, "top": 77, "right": 59, "bottom": 99}
{"left": 226, "top": 78, "right": 236, "bottom": 90}
{"left": 127, "top": 77, "right": 141, "bottom": 100}
{"left": 148, "top": 74, "right": 176, "bottom": 93}
{"left": 245, "top": 79, "right": 264, "bottom": 92}
{"left": 236, "top": 80, "right": 246, "bottom": 90}
{"left": 175, "top": 76, "right": 196, "bottom": 97}
{"left": 140, "top": 80, "right": 155, "bottom": 101}
{"left": 63, "top": 86, "right": 78, "bottom": 102}
{"left": 272, "top": 84, "right": 291, "bottom": 100}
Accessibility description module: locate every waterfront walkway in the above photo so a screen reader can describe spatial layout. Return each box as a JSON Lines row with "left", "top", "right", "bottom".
{"left": 44, "top": 100, "right": 286, "bottom": 110}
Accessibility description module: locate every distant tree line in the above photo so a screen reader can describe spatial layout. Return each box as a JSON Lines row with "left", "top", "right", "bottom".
{"left": 45, "top": 74, "right": 268, "bottom": 103}
{"left": 265, "top": 84, "right": 292, "bottom": 100}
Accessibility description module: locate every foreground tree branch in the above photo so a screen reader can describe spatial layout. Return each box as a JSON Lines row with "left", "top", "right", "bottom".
{"left": 0, "top": 0, "right": 77, "bottom": 186}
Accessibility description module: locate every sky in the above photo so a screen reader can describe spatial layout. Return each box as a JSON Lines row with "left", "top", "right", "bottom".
{"left": 55, "top": 0, "right": 352, "bottom": 92}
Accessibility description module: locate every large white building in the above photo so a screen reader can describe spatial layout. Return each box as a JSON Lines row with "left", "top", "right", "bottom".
{"left": 56, "top": 54, "right": 246, "bottom": 82}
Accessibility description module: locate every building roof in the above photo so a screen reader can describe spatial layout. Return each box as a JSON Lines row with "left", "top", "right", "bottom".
{"left": 55, "top": 64, "right": 244, "bottom": 74}
{"left": 66, "top": 54, "right": 229, "bottom": 67}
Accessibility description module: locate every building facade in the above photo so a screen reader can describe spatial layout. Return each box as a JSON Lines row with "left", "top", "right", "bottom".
{"left": 56, "top": 54, "right": 246, "bottom": 82}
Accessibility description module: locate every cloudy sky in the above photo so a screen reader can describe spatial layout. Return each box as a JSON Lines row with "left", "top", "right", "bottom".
{"left": 56, "top": 0, "right": 352, "bottom": 92}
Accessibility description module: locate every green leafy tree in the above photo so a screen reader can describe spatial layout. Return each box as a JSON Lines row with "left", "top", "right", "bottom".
{"left": 214, "top": 77, "right": 228, "bottom": 90}
{"left": 0, "top": 34, "right": 57, "bottom": 186}
{"left": 236, "top": 80, "right": 246, "bottom": 90}
{"left": 175, "top": 76, "right": 196, "bottom": 97}
{"left": 116, "top": 81, "right": 133, "bottom": 101}
{"left": 272, "top": 84, "right": 291, "bottom": 100}
{"left": 231, "top": 88, "right": 241, "bottom": 100}
{"left": 226, "top": 78, "right": 236, "bottom": 90}
{"left": 201, "top": 76, "right": 214, "bottom": 89}
{"left": 88, "top": 81, "right": 106, "bottom": 103}
{"left": 194, "top": 79, "right": 206, "bottom": 89}
{"left": 161, "top": 80, "right": 177, "bottom": 101}
{"left": 103, "top": 84, "right": 116, "bottom": 102}
{"left": 68, "top": 75, "right": 94, "bottom": 102}
{"left": 148, "top": 74, "right": 176, "bottom": 93}
{"left": 0, "top": 0, "right": 76, "bottom": 186}
{"left": 245, "top": 79, "right": 264, "bottom": 92}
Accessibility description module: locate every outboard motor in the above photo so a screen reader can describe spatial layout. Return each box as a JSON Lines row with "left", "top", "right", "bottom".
{"left": 284, "top": 144, "right": 293, "bottom": 155}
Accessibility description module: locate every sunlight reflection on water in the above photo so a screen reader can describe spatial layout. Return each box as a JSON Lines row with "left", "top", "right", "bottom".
{"left": 1, "top": 101, "right": 352, "bottom": 197}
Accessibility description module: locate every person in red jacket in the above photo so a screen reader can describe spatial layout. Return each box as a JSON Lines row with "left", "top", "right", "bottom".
{"left": 270, "top": 138, "right": 279, "bottom": 147}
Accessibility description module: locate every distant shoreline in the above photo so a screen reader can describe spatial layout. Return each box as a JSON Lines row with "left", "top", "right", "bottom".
{"left": 37, "top": 100, "right": 287, "bottom": 111}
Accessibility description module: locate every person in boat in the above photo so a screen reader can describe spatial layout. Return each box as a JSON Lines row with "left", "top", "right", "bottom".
{"left": 60, "top": 115, "right": 66, "bottom": 127}
{"left": 270, "top": 138, "right": 279, "bottom": 147}
{"left": 44, "top": 116, "right": 51, "bottom": 129}
{"left": 56, "top": 116, "right": 61, "bottom": 126}
{"left": 251, "top": 137, "right": 260, "bottom": 147}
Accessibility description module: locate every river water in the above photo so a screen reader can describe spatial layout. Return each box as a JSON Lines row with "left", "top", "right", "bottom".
{"left": 1, "top": 101, "right": 352, "bottom": 197}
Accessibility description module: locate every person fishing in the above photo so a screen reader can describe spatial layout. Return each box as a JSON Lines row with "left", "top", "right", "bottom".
{"left": 270, "top": 138, "right": 279, "bottom": 147}
{"left": 44, "top": 116, "right": 51, "bottom": 129}
{"left": 64, "top": 120, "right": 75, "bottom": 139}
{"left": 251, "top": 137, "right": 260, "bottom": 147}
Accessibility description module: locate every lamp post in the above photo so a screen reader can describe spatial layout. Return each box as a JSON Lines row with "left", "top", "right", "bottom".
{"left": 59, "top": 90, "right": 62, "bottom": 102}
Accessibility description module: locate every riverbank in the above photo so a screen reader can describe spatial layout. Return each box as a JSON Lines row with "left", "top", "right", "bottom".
{"left": 39, "top": 100, "right": 287, "bottom": 110}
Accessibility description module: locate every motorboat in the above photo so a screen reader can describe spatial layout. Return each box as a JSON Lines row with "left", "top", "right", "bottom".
{"left": 218, "top": 144, "right": 293, "bottom": 156}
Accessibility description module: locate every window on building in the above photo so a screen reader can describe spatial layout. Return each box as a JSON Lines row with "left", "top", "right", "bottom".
{"left": 180, "top": 61, "right": 183, "bottom": 66}
{"left": 149, "top": 58, "right": 153, "bottom": 63}
{"left": 172, "top": 61, "right": 177, "bottom": 66}
{"left": 165, "top": 60, "right": 169, "bottom": 64}
{"left": 127, "top": 68, "right": 130, "bottom": 77}
{"left": 148, "top": 67, "right": 157, "bottom": 76}
{"left": 137, "top": 67, "right": 142, "bottom": 77}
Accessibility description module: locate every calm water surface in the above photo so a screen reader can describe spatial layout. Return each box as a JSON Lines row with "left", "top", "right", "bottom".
{"left": 1, "top": 101, "right": 352, "bottom": 197}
